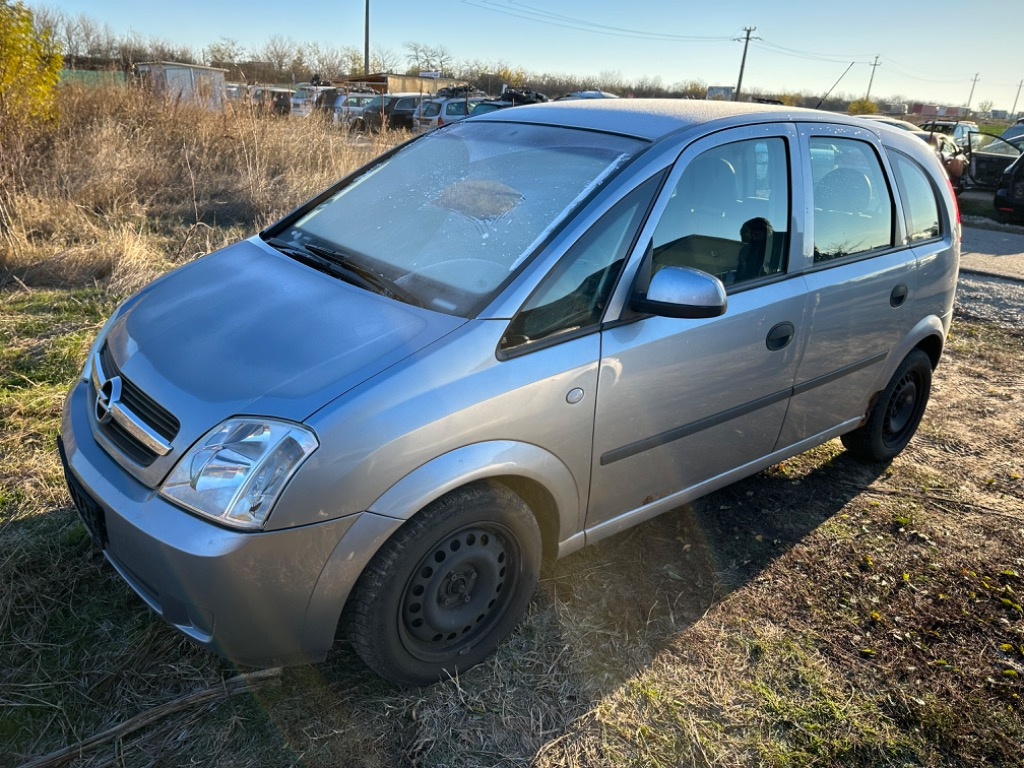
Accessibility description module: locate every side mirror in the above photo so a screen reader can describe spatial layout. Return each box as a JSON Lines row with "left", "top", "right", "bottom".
{"left": 632, "top": 266, "right": 727, "bottom": 319}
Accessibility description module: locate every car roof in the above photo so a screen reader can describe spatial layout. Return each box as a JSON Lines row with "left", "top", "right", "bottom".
{"left": 469, "top": 98, "right": 896, "bottom": 141}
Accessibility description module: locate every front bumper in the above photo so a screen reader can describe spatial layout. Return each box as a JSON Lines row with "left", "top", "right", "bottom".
{"left": 59, "top": 380, "right": 400, "bottom": 667}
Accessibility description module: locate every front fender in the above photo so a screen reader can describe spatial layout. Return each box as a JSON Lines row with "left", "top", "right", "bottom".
{"left": 367, "top": 440, "right": 581, "bottom": 541}
{"left": 301, "top": 510, "right": 405, "bottom": 659}
{"left": 300, "top": 441, "right": 582, "bottom": 654}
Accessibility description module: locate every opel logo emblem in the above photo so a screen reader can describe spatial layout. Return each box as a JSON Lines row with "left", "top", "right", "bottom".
{"left": 95, "top": 376, "right": 122, "bottom": 425}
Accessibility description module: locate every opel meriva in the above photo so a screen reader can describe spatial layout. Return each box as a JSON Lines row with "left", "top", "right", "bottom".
{"left": 60, "top": 100, "right": 960, "bottom": 685}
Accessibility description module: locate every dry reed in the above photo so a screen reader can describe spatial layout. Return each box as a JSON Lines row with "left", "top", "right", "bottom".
{"left": 1, "top": 82, "right": 401, "bottom": 294}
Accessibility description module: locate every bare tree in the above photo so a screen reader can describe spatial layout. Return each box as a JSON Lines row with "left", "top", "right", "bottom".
{"left": 115, "top": 30, "right": 146, "bottom": 71}
{"left": 370, "top": 45, "right": 400, "bottom": 74}
{"left": 256, "top": 35, "right": 297, "bottom": 74}
{"left": 403, "top": 42, "right": 454, "bottom": 76}
{"left": 303, "top": 42, "right": 349, "bottom": 81}
{"left": 338, "top": 45, "right": 364, "bottom": 76}
{"left": 57, "top": 13, "right": 84, "bottom": 65}
{"left": 27, "top": 3, "right": 63, "bottom": 60}
{"left": 79, "top": 15, "right": 117, "bottom": 59}
{"left": 148, "top": 37, "right": 197, "bottom": 65}
{"left": 597, "top": 69, "right": 624, "bottom": 94}
{"left": 204, "top": 36, "right": 245, "bottom": 66}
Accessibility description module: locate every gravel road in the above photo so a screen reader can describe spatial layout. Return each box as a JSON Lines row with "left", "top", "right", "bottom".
{"left": 955, "top": 272, "right": 1024, "bottom": 330}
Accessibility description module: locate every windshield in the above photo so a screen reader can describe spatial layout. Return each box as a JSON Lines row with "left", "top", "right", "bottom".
{"left": 272, "top": 121, "right": 644, "bottom": 316}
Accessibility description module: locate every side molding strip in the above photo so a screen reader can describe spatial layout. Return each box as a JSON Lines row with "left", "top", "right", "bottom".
{"left": 600, "top": 351, "right": 888, "bottom": 466}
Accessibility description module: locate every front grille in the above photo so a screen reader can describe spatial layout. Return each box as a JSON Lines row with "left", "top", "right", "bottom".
{"left": 95, "top": 343, "right": 180, "bottom": 466}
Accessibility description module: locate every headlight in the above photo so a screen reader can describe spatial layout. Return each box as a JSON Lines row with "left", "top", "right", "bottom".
{"left": 160, "top": 418, "right": 318, "bottom": 529}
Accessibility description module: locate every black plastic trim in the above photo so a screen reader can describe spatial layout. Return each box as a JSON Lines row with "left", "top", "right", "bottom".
{"left": 791, "top": 352, "right": 887, "bottom": 397}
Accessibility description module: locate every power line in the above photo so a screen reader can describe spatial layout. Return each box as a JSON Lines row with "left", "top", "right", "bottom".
{"left": 459, "top": 0, "right": 732, "bottom": 42}
{"left": 754, "top": 39, "right": 872, "bottom": 65}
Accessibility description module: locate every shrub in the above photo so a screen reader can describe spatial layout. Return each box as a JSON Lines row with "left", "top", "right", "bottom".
{"left": 0, "top": 1, "right": 63, "bottom": 149}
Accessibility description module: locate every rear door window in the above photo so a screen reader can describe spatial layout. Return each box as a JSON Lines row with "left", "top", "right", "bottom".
{"left": 810, "top": 137, "right": 894, "bottom": 262}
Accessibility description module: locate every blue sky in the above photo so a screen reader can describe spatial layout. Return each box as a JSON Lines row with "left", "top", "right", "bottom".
{"left": 43, "top": 0, "right": 1022, "bottom": 111}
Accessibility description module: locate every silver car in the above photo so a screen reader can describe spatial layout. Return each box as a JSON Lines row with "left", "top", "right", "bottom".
{"left": 414, "top": 96, "right": 484, "bottom": 133}
{"left": 59, "top": 101, "right": 960, "bottom": 686}
{"left": 332, "top": 93, "right": 373, "bottom": 127}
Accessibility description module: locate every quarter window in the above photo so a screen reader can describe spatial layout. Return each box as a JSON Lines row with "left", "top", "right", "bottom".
{"left": 810, "top": 137, "right": 894, "bottom": 262}
{"left": 501, "top": 176, "right": 661, "bottom": 350}
{"left": 888, "top": 151, "right": 941, "bottom": 243}
{"left": 650, "top": 137, "right": 790, "bottom": 287}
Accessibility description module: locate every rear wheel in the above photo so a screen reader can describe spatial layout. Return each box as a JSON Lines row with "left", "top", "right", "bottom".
{"left": 841, "top": 349, "right": 932, "bottom": 463}
{"left": 345, "top": 482, "right": 541, "bottom": 686}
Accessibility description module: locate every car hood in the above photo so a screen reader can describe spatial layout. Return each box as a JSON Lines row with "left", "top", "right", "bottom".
{"left": 99, "top": 238, "right": 464, "bottom": 485}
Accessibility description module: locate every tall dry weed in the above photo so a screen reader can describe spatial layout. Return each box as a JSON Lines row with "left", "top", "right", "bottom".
{"left": 1, "top": 82, "right": 400, "bottom": 295}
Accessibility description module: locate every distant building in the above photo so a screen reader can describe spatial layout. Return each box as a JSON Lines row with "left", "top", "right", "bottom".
{"left": 910, "top": 103, "right": 970, "bottom": 118}
{"left": 135, "top": 61, "right": 228, "bottom": 110}
{"left": 878, "top": 102, "right": 908, "bottom": 115}
{"left": 333, "top": 73, "right": 466, "bottom": 96}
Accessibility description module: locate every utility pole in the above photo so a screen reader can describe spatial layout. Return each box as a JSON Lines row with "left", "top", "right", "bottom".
{"left": 966, "top": 73, "right": 980, "bottom": 111}
{"left": 1012, "top": 79, "right": 1023, "bottom": 119}
{"left": 734, "top": 26, "right": 757, "bottom": 102}
{"left": 363, "top": 0, "right": 370, "bottom": 76}
{"left": 865, "top": 55, "right": 880, "bottom": 101}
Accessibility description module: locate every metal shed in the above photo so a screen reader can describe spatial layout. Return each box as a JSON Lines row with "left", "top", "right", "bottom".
{"left": 136, "top": 61, "right": 228, "bottom": 110}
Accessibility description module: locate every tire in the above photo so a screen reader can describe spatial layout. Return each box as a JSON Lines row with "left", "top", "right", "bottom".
{"left": 344, "top": 482, "right": 541, "bottom": 686}
{"left": 841, "top": 349, "right": 932, "bottom": 463}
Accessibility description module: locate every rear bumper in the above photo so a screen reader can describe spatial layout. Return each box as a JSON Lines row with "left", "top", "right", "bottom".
{"left": 59, "top": 380, "right": 399, "bottom": 666}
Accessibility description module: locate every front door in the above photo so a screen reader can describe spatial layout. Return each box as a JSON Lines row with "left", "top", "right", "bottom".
{"left": 587, "top": 126, "right": 806, "bottom": 533}
{"left": 967, "top": 133, "right": 1021, "bottom": 189}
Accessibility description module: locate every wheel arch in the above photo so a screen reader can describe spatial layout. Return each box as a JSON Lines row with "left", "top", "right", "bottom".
{"left": 879, "top": 315, "right": 946, "bottom": 389}
{"left": 301, "top": 441, "right": 580, "bottom": 658}
{"left": 914, "top": 331, "right": 944, "bottom": 370}
{"left": 366, "top": 440, "right": 582, "bottom": 552}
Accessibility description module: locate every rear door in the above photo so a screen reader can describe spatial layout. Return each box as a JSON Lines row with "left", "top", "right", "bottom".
{"left": 776, "top": 124, "right": 916, "bottom": 448}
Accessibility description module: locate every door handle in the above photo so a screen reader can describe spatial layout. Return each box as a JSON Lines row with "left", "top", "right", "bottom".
{"left": 766, "top": 321, "right": 795, "bottom": 351}
{"left": 890, "top": 284, "right": 909, "bottom": 307}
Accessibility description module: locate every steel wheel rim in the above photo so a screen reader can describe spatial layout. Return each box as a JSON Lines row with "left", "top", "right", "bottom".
{"left": 398, "top": 523, "right": 520, "bottom": 662}
{"left": 883, "top": 370, "right": 921, "bottom": 446}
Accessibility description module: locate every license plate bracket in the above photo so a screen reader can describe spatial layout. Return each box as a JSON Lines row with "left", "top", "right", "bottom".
{"left": 57, "top": 439, "right": 108, "bottom": 549}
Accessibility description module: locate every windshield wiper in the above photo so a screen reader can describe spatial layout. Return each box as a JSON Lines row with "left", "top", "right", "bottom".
{"left": 265, "top": 237, "right": 423, "bottom": 308}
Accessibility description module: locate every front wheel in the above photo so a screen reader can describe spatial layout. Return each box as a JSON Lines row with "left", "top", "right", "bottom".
{"left": 344, "top": 482, "right": 541, "bottom": 686}
{"left": 841, "top": 349, "right": 932, "bottom": 463}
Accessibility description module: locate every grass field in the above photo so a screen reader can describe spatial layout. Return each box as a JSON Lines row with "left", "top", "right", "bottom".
{"left": 1, "top": 87, "right": 1022, "bottom": 767}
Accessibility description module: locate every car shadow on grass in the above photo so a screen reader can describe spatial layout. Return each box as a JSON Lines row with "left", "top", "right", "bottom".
{"left": 288, "top": 443, "right": 890, "bottom": 767}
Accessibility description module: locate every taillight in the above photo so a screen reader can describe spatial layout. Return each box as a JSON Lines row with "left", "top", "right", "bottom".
{"left": 945, "top": 176, "right": 961, "bottom": 240}
{"left": 437, "top": 115, "right": 444, "bottom": 126}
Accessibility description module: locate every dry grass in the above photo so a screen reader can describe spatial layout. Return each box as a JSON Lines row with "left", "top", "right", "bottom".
{"left": 1, "top": 88, "right": 1022, "bottom": 767}
{"left": 1, "top": 83, "right": 400, "bottom": 292}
